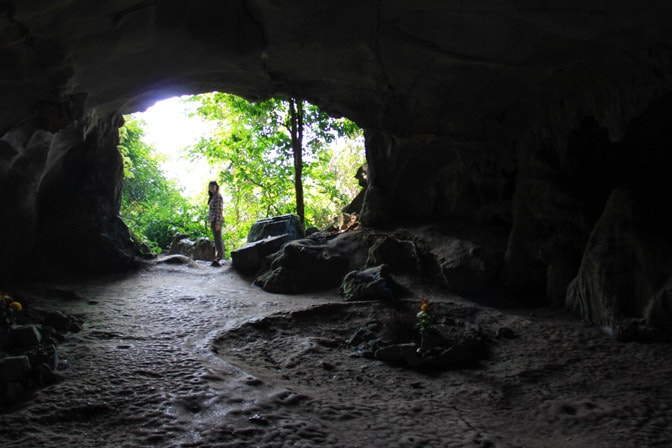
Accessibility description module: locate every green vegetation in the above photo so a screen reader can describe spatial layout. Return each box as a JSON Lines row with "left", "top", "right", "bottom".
{"left": 118, "top": 119, "right": 208, "bottom": 253}
{"left": 119, "top": 94, "right": 365, "bottom": 256}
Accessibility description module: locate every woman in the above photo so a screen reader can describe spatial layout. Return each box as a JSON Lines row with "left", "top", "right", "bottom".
{"left": 207, "top": 181, "right": 224, "bottom": 264}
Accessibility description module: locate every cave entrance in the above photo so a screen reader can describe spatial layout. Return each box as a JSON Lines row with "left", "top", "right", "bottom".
{"left": 120, "top": 93, "right": 365, "bottom": 257}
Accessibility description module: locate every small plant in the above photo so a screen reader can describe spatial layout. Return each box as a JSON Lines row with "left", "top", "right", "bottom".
{"left": 416, "top": 297, "right": 433, "bottom": 335}
{"left": 1, "top": 291, "right": 22, "bottom": 328}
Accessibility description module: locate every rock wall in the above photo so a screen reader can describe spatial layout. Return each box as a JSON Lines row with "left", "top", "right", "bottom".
{"left": 1, "top": 1, "right": 672, "bottom": 330}
{"left": 0, "top": 99, "right": 144, "bottom": 281}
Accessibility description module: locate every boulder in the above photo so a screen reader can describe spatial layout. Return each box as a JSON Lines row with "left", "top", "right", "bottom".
{"left": 168, "top": 234, "right": 215, "bottom": 261}
{"left": 231, "top": 234, "right": 293, "bottom": 275}
{"left": 10, "top": 325, "right": 42, "bottom": 348}
{"left": 340, "top": 265, "right": 396, "bottom": 302}
{"left": 42, "top": 311, "right": 73, "bottom": 332}
{"left": 374, "top": 343, "right": 422, "bottom": 367}
{"left": 0, "top": 356, "right": 31, "bottom": 382}
{"left": 426, "top": 237, "right": 502, "bottom": 295}
{"left": 247, "top": 214, "right": 304, "bottom": 243}
{"left": 254, "top": 238, "right": 351, "bottom": 294}
{"left": 367, "top": 236, "right": 420, "bottom": 275}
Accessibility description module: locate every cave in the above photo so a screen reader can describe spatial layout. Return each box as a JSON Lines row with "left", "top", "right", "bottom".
{"left": 3, "top": 1, "right": 671, "bottom": 329}
{"left": 2, "top": 2, "right": 672, "bottom": 445}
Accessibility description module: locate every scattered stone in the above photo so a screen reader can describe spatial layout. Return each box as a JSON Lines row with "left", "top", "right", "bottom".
{"left": 344, "top": 302, "right": 488, "bottom": 371}
{"left": 374, "top": 343, "right": 421, "bottom": 366}
{"left": 32, "top": 362, "right": 57, "bottom": 386}
{"left": 0, "top": 302, "right": 78, "bottom": 408}
{"left": 10, "top": 325, "right": 42, "bottom": 348}
{"left": 25, "top": 344, "right": 58, "bottom": 371}
{"left": 0, "top": 355, "right": 31, "bottom": 382}
{"left": 43, "top": 310, "right": 73, "bottom": 332}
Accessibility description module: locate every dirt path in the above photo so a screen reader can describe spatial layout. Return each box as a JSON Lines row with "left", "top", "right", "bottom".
{"left": 1, "top": 260, "right": 671, "bottom": 447}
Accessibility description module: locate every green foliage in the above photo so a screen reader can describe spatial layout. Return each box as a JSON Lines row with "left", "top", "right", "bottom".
{"left": 188, "top": 93, "right": 364, "bottom": 243}
{"left": 119, "top": 119, "right": 209, "bottom": 252}
{"left": 416, "top": 298, "right": 434, "bottom": 335}
{"left": 116, "top": 94, "right": 364, "bottom": 258}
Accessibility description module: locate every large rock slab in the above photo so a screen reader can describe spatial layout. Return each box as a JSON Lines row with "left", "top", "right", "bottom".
{"left": 247, "top": 214, "right": 304, "bottom": 243}
{"left": 231, "top": 234, "right": 293, "bottom": 276}
{"left": 254, "top": 232, "right": 367, "bottom": 294}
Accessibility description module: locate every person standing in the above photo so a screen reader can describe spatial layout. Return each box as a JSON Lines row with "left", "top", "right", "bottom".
{"left": 207, "top": 181, "right": 224, "bottom": 264}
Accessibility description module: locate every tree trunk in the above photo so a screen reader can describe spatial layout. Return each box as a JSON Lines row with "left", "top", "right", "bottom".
{"left": 289, "top": 98, "right": 305, "bottom": 227}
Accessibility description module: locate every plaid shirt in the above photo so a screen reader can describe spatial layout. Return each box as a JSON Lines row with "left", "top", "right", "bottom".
{"left": 208, "top": 193, "right": 224, "bottom": 227}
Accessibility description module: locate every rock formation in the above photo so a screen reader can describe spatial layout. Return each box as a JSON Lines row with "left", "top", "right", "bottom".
{"left": 1, "top": 1, "right": 672, "bottom": 331}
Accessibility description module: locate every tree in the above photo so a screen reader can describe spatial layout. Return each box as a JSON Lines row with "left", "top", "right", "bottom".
{"left": 288, "top": 98, "right": 305, "bottom": 226}
{"left": 190, "top": 93, "right": 362, "bottom": 230}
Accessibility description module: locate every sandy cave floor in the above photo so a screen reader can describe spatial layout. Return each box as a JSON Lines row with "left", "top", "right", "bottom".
{"left": 1, "top": 259, "right": 671, "bottom": 448}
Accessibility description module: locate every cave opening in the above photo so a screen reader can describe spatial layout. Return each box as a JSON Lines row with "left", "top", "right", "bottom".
{"left": 120, "top": 92, "right": 366, "bottom": 256}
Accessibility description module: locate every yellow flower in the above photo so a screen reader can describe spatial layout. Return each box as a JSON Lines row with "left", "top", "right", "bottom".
{"left": 9, "top": 302, "right": 22, "bottom": 311}
{"left": 420, "top": 302, "right": 428, "bottom": 312}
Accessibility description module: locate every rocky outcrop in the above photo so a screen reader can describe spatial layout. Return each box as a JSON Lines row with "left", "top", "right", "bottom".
{"left": 0, "top": 107, "right": 146, "bottom": 281}
{"left": 253, "top": 233, "right": 359, "bottom": 294}
{"left": 567, "top": 188, "right": 672, "bottom": 329}
{"left": 1, "top": 2, "right": 672, "bottom": 329}
{"left": 231, "top": 214, "right": 305, "bottom": 275}
{"left": 168, "top": 234, "right": 215, "bottom": 261}
{"left": 246, "top": 214, "right": 304, "bottom": 243}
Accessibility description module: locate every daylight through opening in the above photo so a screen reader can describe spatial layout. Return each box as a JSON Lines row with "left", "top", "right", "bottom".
{"left": 120, "top": 93, "right": 365, "bottom": 258}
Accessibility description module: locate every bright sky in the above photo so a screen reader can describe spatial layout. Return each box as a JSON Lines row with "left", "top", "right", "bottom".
{"left": 131, "top": 96, "right": 216, "bottom": 199}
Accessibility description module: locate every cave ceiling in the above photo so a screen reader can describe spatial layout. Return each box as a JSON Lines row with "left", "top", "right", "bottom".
{"left": 3, "top": 1, "right": 672, "bottom": 138}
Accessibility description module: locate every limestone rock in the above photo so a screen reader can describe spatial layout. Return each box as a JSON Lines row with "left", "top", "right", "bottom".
{"left": 10, "top": 325, "right": 42, "bottom": 348}
{"left": 253, "top": 232, "right": 366, "bottom": 294}
{"left": 168, "top": 234, "right": 215, "bottom": 261}
{"left": 426, "top": 237, "right": 502, "bottom": 295}
{"left": 567, "top": 187, "right": 672, "bottom": 326}
{"left": 0, "top": 356, "right": 31, "bottom": 382}
{"left": 646, "top": 277, "right": 672, "bottom": 332}
{"left": 341, "top": 265, "right": 395, "bottom": 302}
{"left": 247, "top": 214, "right": 304, "bottom": 243}
{"left": 231, "top": 234, "right": 293, "bottom": 276}
{"left": 367, "top": 236, "right": 420, "bottom": 276}
{"left": 254, "top": 239, "right": 349, "bottom": 294}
